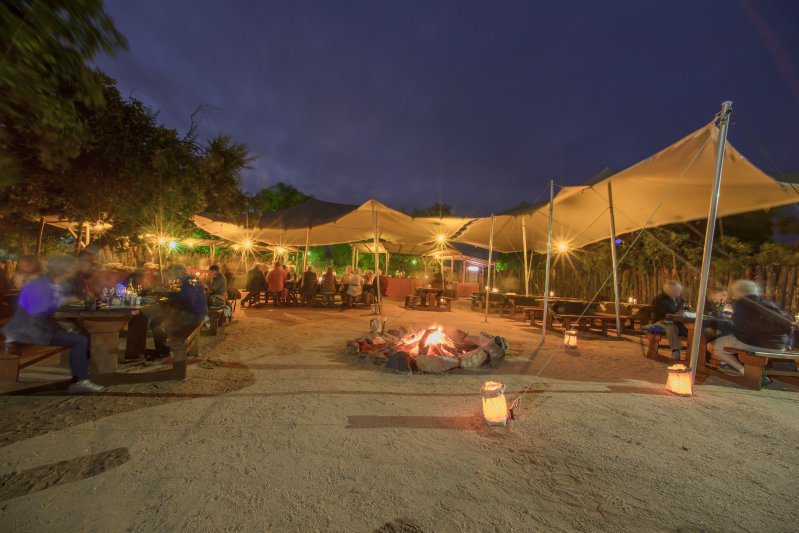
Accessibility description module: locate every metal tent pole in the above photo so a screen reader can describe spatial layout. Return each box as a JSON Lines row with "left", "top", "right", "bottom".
{"left": 302, "top": 227, "right": 310, "bottom": 273}
{"left": 541, "top": 179, "right": 554, "bottom": 341}
{"left": 689, "top": 101, "right": 733, "bottom": 388}
{"left": 607, "top": 181, "right": 622, "bottom": 337}
{"left": 372, "top": 202, "right": 381, "bottom": 314}
{"left": 35, "top": 217, "right": 45, "bottom": 256}
{"left": 522, "top": 217, "right": 530, "bottom": 296}
{"left": 484, "top": 215, "right": 495, "bottom": 323}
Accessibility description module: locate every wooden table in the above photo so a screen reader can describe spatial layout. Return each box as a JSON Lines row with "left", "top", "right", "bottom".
{"left": 54, "top": 305, "right": 152, "bottom": 374}
{"left": 415, "top": 287, "right": 443, "bottom": 308}
{"left": 665, "top": 313, "right": 730, "bottom": 364}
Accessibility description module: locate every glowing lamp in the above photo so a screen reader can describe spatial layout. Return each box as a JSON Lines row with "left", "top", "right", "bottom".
{"left": 557, "top": 243, "right": 568, "bottom": 251}
{"left": 158, "top": 237, "right": 167, "bottom": 245}
{"left": 168, "top": 240, "right": 177, "bottom": 250}
{"left": 243, "top": 240, "right": 253, "bottom": 249}
{"left": 480, "top": 381, "right": 508, "bottom": 426}
{"left": 628, "top": 296, "right": 634, "bottom": 304}
{"left": 549, "top": 291, "right": 555, "bottom": 297}
{"left": 563, "top": 328, "right": 578, "bottom": 348}
{"left": 467, "top": 265, "right": 479, "bottom": 272}
{"left": 436, "top": 234, "right": 446, "bottom": 243}
{"left": 491, "top": 288, "right": 499, "bottom": 293}
{"left": 666, "top": 364, "right": 692, "bottom": 396}
{"left": 276, "top": 247, "right": 285, "bottom": 255}
{"left": 411, "top": 259, "right": 417, "bottom": 265}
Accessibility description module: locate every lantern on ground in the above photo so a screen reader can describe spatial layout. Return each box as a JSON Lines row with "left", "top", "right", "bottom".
{"left": 481, "top": 381, "right": 508, "bottom": 426}
{"left": 666, "top": 364, "right": 692, "bottom": 396}
{"left": 563, "top": 328, "right": 578, "bottom": 349}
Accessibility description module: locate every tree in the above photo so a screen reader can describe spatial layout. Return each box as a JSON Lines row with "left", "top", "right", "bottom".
{"left": 0, "top": 0, "right": 127, "bottom": 183}
{"left": 411, "top": 202, "right": 452, "bottom": 217}
{"left": 253, "top": 182, "right": 310, "bottom": 213}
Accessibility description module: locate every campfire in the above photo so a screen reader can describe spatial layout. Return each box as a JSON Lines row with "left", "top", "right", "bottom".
{"left": 347, "top": 321, "right": 507, "bottom": 374}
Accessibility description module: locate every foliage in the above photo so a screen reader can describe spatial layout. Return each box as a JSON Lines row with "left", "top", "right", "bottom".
{"left": 0, "top": 0, "right": 127, "bottom": 183}
{"left": 411, "top": 203, "right": 452, "bottom": 217}
{"left": 0, "top": 78, "right": 254, "bottom": 253}
{"left": 253, "top": 183, "right": 310, "bottom": 213}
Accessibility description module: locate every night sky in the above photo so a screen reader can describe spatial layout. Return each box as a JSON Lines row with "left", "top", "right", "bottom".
{"left": 95, "top": 0, "right": 799, "bottom": 216}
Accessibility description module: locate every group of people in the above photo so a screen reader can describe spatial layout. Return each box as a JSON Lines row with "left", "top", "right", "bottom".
{"left": 0, "top": 253, "right": 235, "bottom": 393}
{"left": 242, "top": 262, "right": 388, "bottom": 309}
{"left": 651, "top": 279, "right": 794, "bottom": 380}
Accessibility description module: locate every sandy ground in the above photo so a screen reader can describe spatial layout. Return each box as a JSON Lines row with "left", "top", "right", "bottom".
{"left": 0, "top": 298, "right": 797, "bottom": 532}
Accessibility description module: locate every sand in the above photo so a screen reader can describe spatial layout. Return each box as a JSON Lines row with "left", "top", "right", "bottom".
{"left": 0, "top": 299, "right": 797, "bottom": 532}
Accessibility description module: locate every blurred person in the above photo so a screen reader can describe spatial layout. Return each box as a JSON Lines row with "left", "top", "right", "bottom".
{"left": 267, "top": 261, "right": 288, "bottom": 305}
{"left": 651, "top": 280, "right": 687, "bottom": 360}
{"left": 150, "top": 265, "right": 208, "bottom": 358}
{"left": 320, "top": 267, "right": 337, "bottom": 307}
{"left": 242, "top": 263, "right": 266, "bottom": 307}
{"left": 12, "top": 255, "right": 42, "bottom": 290}
{"left": 708, "top": 280, "right": 793, "bottom": 378}
{"left": 343, "top": 268, "right": 363, "bottom": 309}
{"left": 704, "top": 288, "right": 732, "bottom": 339}
{"left": 60, "top": 250, "right": 96, "bottom": 303}
{"left": 378, "top": 269, "right": 389, "bottom": 297}
{"left": 2, "top": 256, "right": 102, "bottom": 393}
{"left": 362, "top": 270, "right": 375, "bottom": 305}
{"left": 207, "top": 265, "right": 227, "bottom": 307}
{"left": 300, "top": 265, "right": 318, "bottom": 305}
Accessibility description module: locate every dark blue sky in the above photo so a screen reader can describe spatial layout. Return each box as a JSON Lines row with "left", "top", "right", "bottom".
{"left": 95, "top": 0, "right": 799, "bottom": 216}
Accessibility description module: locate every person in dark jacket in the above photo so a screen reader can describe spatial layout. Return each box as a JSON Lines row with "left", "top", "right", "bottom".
{"left": 242, "top": 263, "right": 266, "bottom": 307}
{"left": 300, "top": 266, "right": 318, "bottom": 305}
{"left": 2, "top": 255, "right": 103, "bottom": 393}
{"left": 150, "top": 266, "right": 208, "bottom": 357}
{"left": 650, "top": 280, "right": 687, "bottom": 359}
{"left": 708, "top": 280, "right": 794, "bottom": 375}
{"left": 207, "top": 265, "right": 227, "bottom": 307}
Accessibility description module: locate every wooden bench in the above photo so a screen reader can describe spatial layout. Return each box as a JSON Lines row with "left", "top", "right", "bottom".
{"left": 166, "top": 322, "right": 203, "bottom": 379}
{"left": 0, "top": 319, "right": 67, "bottom": 382}
{"left": 702, "top": 348, "right": 799, "bottom": 390}
{"left": 556, "top": 314, "right": 622, "bottom": 337}
{"left": 204, "top": 306, "right": 225, "bottom": 336}
{"left": 641, "top": 324, "right": 687, "bottom": 362}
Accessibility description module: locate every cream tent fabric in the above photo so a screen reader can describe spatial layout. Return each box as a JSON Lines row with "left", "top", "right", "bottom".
{"left": 455, "top": 120, "right": 799, "bottom": 253}
{"left": 193, "top": 200, "right": 472, "bottom": 247}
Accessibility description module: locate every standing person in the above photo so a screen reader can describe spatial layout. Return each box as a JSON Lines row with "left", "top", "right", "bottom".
{"left": 378, "top": 269, "right": 389, "bottom": 297}
{"left": 12, "top": 255, "right": 42, "bottom": 290}
{"left": 650, "top": 280, "right": 688, "bottom": 360}
{"left": 708, "top": 280, "right": 794, "bottom": 377}
{"left": 320, "top": 267, "right": 337, "bottom": 307}
{"left": 266, "top": 261, "right": 288, "bottom": 306}
{"left": 1, "top": 256, "right": 102, "bottom": 392}
{"left": 362, "top": 270, "right": 375, "bottom": 305}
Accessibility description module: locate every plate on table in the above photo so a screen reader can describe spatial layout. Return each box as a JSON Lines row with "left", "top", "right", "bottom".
{"left": 683, "top": 311, "right": 697, "bottom": 319}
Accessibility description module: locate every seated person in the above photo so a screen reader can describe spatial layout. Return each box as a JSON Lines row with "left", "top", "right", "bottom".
{"left": 151, "top": 266, "right": 208, "bottom": 357}
{"left": 320, "top": 267, "right": 337, "bottom": 306}
{"left": 1, "top": 255, "right": 103, "bottom": 393}
{"left": 222, "top": 265, "right": 240, "bottom": 300}
{"left": 362, "top": 270, "right": 375, "bottom": 305}
{"left": 266, "top": 262, "right": 288, "bottom": 305}
{"left": 708, "top": 280, "right": 793, "bottom": 376}
{"left": 704, "top": 289, "right": 732, "bottom": 339}
{"left": 207, "top": 265, "right": 228, "bottom": 307}
{"left": 300, "top": 266, "right": 317, "bottom": 305}
{"left": 12, "top": 255, "right": 42, "bottom": 290}
{"left": 60, "top": 251, "right": 96, "bottom": 303}
{"left": 650, "top": 280, "right": 688, "bottom": 360}
{"left": 243, "top": 263, "right": 266, "bottom": 306}
{"left": 343, "top": 268, "right": 363, "bottom": 309}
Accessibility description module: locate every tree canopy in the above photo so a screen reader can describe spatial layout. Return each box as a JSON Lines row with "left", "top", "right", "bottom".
{"left": 252, "top": 182, "right": 311, "bottom": 213}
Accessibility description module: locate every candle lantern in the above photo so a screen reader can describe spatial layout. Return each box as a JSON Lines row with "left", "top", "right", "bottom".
{"left": 666, "top": 364, "right": 692, "bottom": 396}
{"left": 480, "top": 381, "right": 508, "bottom": 426}
{"left": 627, "top": 296, "right": 634, "bottom": 304}
{"left": 563, "top": 328, "right": 578, "bottom": 348}
{"left": 549, "top": 291, "right": 555, "bottom": 297}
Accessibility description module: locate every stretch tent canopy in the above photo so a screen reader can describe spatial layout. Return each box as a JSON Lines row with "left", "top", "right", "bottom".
{"left": 454, "top": 120, "right": 799, "bottom": 253}
{"left": 194, "top": 199, "right": 472, "bottom": 247}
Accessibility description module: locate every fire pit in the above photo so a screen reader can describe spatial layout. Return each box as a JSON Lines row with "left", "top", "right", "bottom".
{"left": 347, "top": 321, "right": 507, "bottom": 374}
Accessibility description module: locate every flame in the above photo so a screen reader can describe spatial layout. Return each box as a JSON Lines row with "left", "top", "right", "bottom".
{"left": 424, "top": 328, "right": 446, "bottom": 346}
{"left": 399, "top": 325, "right": 457, "bottom": 356}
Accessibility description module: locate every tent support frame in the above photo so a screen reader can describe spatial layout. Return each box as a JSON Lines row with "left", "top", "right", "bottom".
{"left": 483, "top": 215, "right": 495, "bottom": 323}
{"left": 607, "top": 182, "right": 622, "bottom": 337}
{"left": 689, "top": 101, "right": 733, "bottom": 389}
{"left": 541, "top": 180, "right": 554, "bottom": 341}
{"left": 522, "top": 218, "right": 529, "bottom": 296}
